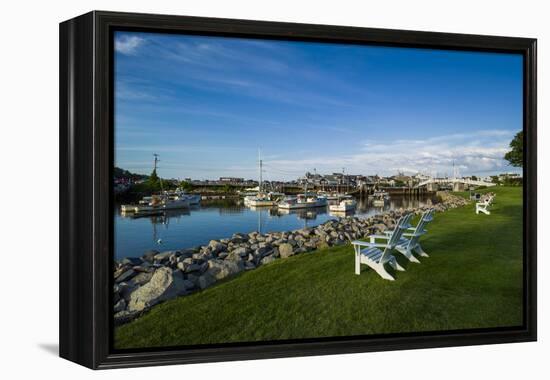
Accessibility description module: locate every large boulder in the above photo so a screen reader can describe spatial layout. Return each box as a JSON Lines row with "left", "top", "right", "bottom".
{"left": 205, "top": 259, "right": 244, "bottom": 281}
{"left": 260, "top": 255, "right": 276, "bottom": 265}
{"left": 127, "top": 267, "right": 189, "bottom": 312}
{"left": 154, "top": 251, "right": 176, "bottom": 263}
{"left": 142, "top": 250, "right": 159, "bottom": 263}
{"left": 232, "top": 247, "right": 250, "bottom": 258}
{"left": 278, "top": 243, "right": 294, "bottom": 258}
{"left": 115, "top": 268, "right": 136, "bottom": 283}
{"left": 114, "top": 298, "right": 127, "bottom": 313}
{"left": 128, "top": 271, "right": 154, "bottom": 287}
{"left": 198, "top": 273, "right": 216, "bottom": 289}
{"left": 122, "top": 257, "right": 142, "bottom": 266}
{"left": 225, "top": 250, "right": 243, "bottom": 262}
{"left": 208, "top": 240, "right": 225, "bottom": 254}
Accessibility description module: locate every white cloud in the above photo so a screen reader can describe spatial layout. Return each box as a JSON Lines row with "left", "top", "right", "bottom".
{"left": 266, "top": 129, "right": 518, "bottom": 178}
{"left": 115, "top": 36, "right": 145, "bottom": 55}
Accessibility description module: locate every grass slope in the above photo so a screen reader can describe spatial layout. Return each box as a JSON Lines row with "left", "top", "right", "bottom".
{"left": 115, "top": 186, "right": 523, "bottom": 349}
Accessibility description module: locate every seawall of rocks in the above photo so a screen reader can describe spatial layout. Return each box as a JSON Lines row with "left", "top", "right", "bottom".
{"left": 113, "top": 193, "right": 469, "bottom": 325}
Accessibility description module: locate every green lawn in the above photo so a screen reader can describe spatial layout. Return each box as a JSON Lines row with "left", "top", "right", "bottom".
{"left": 115, "top": 186, "right": 523, "bottom": 349}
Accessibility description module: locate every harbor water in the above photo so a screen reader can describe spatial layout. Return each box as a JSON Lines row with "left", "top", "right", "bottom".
{"left": 114, "top": 195, "right": 437, "bottom": 260}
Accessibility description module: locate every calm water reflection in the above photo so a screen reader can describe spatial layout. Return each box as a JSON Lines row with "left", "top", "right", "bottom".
{"left": 114, "top": 195, "right": 436, "bottom": 259}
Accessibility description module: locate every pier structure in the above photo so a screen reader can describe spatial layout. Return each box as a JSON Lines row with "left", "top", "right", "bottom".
{"left": 415, "top": 177, "right": 496, "bottom": 192}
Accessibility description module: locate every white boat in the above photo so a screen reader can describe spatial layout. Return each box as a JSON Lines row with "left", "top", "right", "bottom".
{"left": 278, "top": 194, "right": 328, "bottom": 209}
{"left": 176, "top": 190, "right": 201, "bottom": 205}
{"left": 123, "top": 191, "right": 191, "bottom": 214}
{"left": 244, "top": 150, "right": 285, "bottom": 207}
{"left": 244, "top": 192, "right": 284, "bottom": 207}
{"left": 329, "top": 199, "right": 357, "bottom": 212}
{"left": 369, "top": 190, "right": 390, "bottom": 200}
{"left": 370, "top": 190, "right": 390, "bottom": 206}
{"left": 321, "top": 192, "right": 353, "bottom": 205}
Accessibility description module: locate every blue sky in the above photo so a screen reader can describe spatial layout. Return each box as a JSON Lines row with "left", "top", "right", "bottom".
{"left": 114, "top": 31, "right": 523, "bottom": 180}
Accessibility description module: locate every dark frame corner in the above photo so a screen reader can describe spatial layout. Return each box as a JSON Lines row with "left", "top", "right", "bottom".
{"left": 59, "top": 10, "right": 537, "bottom": 369}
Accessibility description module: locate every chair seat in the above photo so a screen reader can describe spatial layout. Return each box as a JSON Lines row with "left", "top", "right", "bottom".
{"left": 360, "top": 247, "right": 383, "bottom": 262}
{"left": 395, "top": 238, "right": 409, "bottom": 248}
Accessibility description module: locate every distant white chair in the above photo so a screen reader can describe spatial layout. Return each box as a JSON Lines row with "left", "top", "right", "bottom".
{"left": 352, "top": 213, "right": 413, "bottom": 281}
{"left": 476, "top": 194, "right": 495, "bottom": 215}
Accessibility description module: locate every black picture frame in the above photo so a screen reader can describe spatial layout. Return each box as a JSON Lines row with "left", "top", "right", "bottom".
{"left": 59, "top": 10, "right": 537, "bottom": 369}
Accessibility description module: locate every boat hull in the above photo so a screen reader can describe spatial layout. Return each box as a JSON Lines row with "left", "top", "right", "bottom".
{"left": 247, "top": 200, "right": 277, "bottom": 207}
{"left": 278, "top": 201, "right": 327, "bottom": 209}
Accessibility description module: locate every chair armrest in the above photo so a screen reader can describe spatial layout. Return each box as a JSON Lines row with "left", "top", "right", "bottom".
{"left": 369, "top": 234, "right": 391, "bottom": 240}
{"left": 351, "top": 240, "right": 388, "bottom": 249}
{"left": 403, "top": 231, "right": 426, "bottom": 237}
{"left": 351, "top": 240, "right": 371, "bottom": 246}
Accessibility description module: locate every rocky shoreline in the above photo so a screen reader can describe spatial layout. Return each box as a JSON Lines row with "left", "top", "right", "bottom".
{"left": 114, "top": 193, "right": 470, "bottom": 325}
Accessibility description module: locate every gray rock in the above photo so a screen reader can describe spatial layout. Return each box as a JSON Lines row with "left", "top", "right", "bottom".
{"left": 117, "top": 282, "right": 137, "bottom": 302}
{"left": 176, "top": 262, "right": 187, "bottom": 271}
{"left": 127, "top": 267, "right": 189, "bottom": 312}
{"left": 260, "top": 255, "right": 276, "bottom": 265}
{"left": 372, "top": 223, "right": 387, "bottom": 232}
{"left": 115, "top": 269, "right": 136, "bottom": 283}
{"left": 128, "top": 271, "right": 154, "bottom": 287}
{"left": 255, "top": 246, "right": 271, "bottom": 256}
{"left": 178, "top": 248, "right": 195, "bottom": 258}
{"left": 186, "top": 273, "right": 200, "bottom": 287}
{"left": 181, "top": 279, "right": 196, "bottom": 290}
{"left": 142, "top": 250, "right": 159, "bottom": 262}
{"left": 114, "top": 298, "right": 127, "bottom": 313}
{"left": 198, "top": 273, "right": 216, "bottom": 289}
{"left": 114, "top": 310, "right": 140, "bottom": 325}
{"left": 225, "top": 251, "right": 243, "bottom": 262}
{"left": 185, "top": 263, "right": 202, "bottom": 273}
{"left": 231, "top": 233, "right": 247, "bottom": 243}
{"left": 278, "top": 243, "right": 294, "bottom": 258}
{"left": 122, "top": 257, "right": 142, "bottom": 266}
{"left": 154, "top": 251, "right": 176, "bottom": 263}
{"left": 208, "top": 240, "right": 225, "bottom": 254}
{"left": 206, "top": 259, "right": 244, "bottom": 280}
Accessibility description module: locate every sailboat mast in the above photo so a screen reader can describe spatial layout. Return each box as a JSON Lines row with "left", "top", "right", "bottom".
{"left": 258, "top": 149, "right": 263, "bottom": 193}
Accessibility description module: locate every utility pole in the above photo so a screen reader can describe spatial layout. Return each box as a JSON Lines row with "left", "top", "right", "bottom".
{"left": 153, "top": 153, "right": 159, "bottom": 171}
{"left": 342, "top": 167, "right": 347, "bottom": 193}
{"left": 153, "top": 153, "right": 163, "bottom": 192}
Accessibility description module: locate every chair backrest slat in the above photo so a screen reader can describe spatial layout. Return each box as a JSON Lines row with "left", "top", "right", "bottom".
{"left": 380, "top": 213, "right": 412, "bottom": 263}
{"left": 406, "top": 209, "right": 434, "bottom": 249}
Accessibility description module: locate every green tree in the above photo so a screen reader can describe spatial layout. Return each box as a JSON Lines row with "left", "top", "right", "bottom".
{"left": 146, "top": 168, "right": 163, "bottom": 192}
{"left": 504, "top": 131, "right": 523, "bottom": 167}
{"left": 180, "top": 181, "right": 194, "bottom": 191}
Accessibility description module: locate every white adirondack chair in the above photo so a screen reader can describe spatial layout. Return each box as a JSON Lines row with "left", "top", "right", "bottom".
{"left": 476, "top": 194, "right": 494, "bottom": 215}
{"left": 352, "top": 213, "right": 413, "bottom": 281}
{"left": 393, "top": 209, "right": 434, "bottom": 262}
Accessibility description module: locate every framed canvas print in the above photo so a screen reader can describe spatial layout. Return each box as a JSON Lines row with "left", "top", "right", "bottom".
{"left": 59, "top": 11, "right": 537, "bottom": 369}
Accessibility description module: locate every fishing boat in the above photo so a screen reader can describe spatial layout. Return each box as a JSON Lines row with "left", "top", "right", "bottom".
{"left": 278, "top": 193, "right": 327, "bottom": 209}
{"left": 244, "top": 150, "right": 286, "bottom": 207}
{"left": 321, "top": 192, "right": 354, "bottom": 205}
{"left": 173, "top": 189, "right": 201, "bottom": 205}
{"left": 244, "top": 192, "right": 284, "bottom": 207}
{"left": 122, "top": 191, "right": 191, "bottom": 214}
{"left": 371, "top": 190, "right": 390, "bottom": 206}
{"left": 135, "top": 192, "right": 190, "bottom": 212}
{"left": 329, "top": 198, "right": 357, "bottom": 212}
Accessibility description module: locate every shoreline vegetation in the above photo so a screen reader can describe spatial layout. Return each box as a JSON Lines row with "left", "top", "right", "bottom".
{"left": 115, "top": 186, "right": 523, "bottom": 348}
{"left": 113, "top": 191, "right": 470, "bottom": 325}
